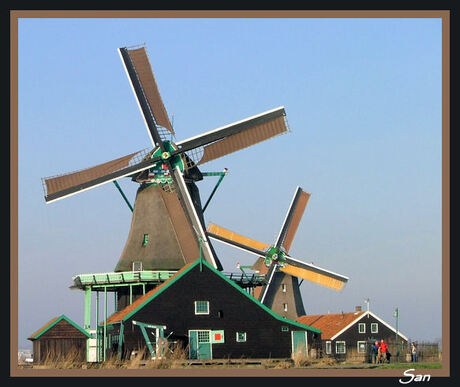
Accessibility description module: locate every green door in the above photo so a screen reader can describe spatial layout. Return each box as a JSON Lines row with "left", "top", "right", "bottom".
{"left": 292, "top": 331, "right": 308, "bottom": 357}
{"left": 189, "top": 330, "right": 212, "bottom": 359}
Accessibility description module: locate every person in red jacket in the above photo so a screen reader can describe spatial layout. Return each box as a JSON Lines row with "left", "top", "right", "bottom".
{"left": 379, "top": 339, "right": 388, "bottom": 363}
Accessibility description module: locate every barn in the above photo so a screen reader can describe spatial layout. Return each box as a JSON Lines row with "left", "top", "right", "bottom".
{"left": 99, "top": 258, "right": 322, "bottom": 360}
{"left": 28, "top": 314, "right": 91, "bottom": 363}
{"left": 297, "top": 306, "right": 408, "bottom": 361}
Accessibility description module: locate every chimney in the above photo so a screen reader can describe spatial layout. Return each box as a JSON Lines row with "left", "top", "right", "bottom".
{"left": 355, "top": 305, "right": 362, "bottom": 312}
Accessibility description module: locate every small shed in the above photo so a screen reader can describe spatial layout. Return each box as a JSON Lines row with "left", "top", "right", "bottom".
{"left": 28, "top": 314, "right": 91, "bottom": 363}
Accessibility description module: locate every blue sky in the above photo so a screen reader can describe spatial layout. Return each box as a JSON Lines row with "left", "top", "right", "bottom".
{"left": 17, "top": 17, "right": 442, "bottom": 349}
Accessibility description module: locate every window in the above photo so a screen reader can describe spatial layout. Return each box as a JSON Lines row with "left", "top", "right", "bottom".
{"left": 281, "top": 326, "right": 289, "bottom": 332}
{"left": 325, "top": 341, "right": 332, "bottom": 354}
{"left": 282, "top": 283, "right": 287, "bottom": 293}
{"left": 371, "top": 323, "right": 378, "bottom": 333}
{"left": 283, "top": 303, "right": 288, "bottom": 312}
{"left": 236, "top": 332, "right": 247, "bottom": 342}
{"left": 194, "top": 301, "right": 209, "bottom": 315}
{"left": 142, "top": 234, "right": 149, "bottom": 246}
{"left": 132, "top": 261, "right": 143, "bottom": 271}
{"left": 357, "top": 341, "right": 367, "bottom": 353}
{"left": 358, "top": 323, "right": 366, "bottom": 333}
{"left": 336, "top": 341, "right": 346, "bottom": 354}
{"left": 198, "top": 331, "right": 210, "bottom": 343}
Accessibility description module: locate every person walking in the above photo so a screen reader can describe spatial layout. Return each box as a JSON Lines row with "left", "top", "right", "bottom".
{"left": 379, "top": 339, "right": 388, "bottom": 363}
{"left": 371, "top": 341, "right": 379, "bottom": 364}
{"left": 411, "top": 342, "right": 417, "bottom": 362}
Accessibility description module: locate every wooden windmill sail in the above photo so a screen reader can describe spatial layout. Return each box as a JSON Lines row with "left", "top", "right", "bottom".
{"left": 207, "top": 187, "right": 349, "bottom": 320}
{"left": 41, "top": 44, "right": 289, "bottom": 274}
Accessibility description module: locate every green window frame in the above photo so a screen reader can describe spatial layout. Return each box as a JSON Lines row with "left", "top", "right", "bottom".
{"left": 194, "top": 301, "right": 210, "bottom": 315}
{"left": 371, "top": 323, "right": 378, "bottom": 333}
{"left": 236, "top": 332, "right": 247, "bottom": 342}
{"left": 142, "top": 234, "right": 149, "bottom": 246}
{"left": 358, "top": 322, "right": 366, "bottom": 333}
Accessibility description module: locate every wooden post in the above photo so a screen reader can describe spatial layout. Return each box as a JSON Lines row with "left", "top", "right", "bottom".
{"left": 104, "top": 286, "right": 107, "bottom": 361}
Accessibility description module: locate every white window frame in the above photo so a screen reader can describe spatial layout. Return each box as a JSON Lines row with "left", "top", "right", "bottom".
{"left": 283, "top": 303, "right": 288, "bottom": 312}
{"left": 236, "top": 332, "right": 247, "bottom": 342}
{"left": 358, "top": 322, "right": 366, "bottom": 333}
{"left": 282, "top": 284, "right": 287, "bottom": 293}
{"left": 336, "top": 341, "right": 346, "bottom": 354}
{"left": 357, "top": 341, "right": 367, "bottom": 353}
{"left": 325, "top": 341, "right": 332, "bottom": 354}
{"left": 371, "top": 323, "right": 378, "bottom": 334}
{"left": 194, "top": 301, "right": 210, "bottom": 315}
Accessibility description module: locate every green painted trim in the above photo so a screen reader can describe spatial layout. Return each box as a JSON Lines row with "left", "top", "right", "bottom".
{"left": 142, "top": 234, "right": 149, "bottom": 246}
{"left": 31, "top": 314, "right": 92, "bottom": 340}
{"left": 120, "top": 259, "right": 321, "bottom": 334}
{"left": 89, "top": 283, "right": 150, "bottom": 290}
{"left": 73, "top": 270, "right": 176, "bottom": 288}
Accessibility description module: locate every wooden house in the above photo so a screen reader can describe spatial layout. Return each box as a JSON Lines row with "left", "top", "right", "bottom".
{"left": 28, "top": 314, "right": 91, "bottom": 363}
{"left": 100, "top": 258, "right": 322, "bottom": 360}
{"left": 296, "top": 306, "right": 408, "bottom": 361}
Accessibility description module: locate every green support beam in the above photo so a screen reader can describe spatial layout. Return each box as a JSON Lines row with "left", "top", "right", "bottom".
{"left": 118, "top": 322, "right": 125, "bottom": 360}
{"left": 84, "top": 286, "right": 91, "bottom": 331}
{"left": 202, "top": 169, "right": 228, "bottom": 212}
{"left": 113, "top": 180, "right": 134, "bottom": 212}
{"left": 103, "top": 287, "right": 107, "bottom": 361}
{"left": 132, "top": 321, "right": 166, "bottom": 359}
{"left": 135, "top": 322, "right": 155, "bottom": 358}
{"left": 96, "top": 291, "right": 99, "bottom": 362}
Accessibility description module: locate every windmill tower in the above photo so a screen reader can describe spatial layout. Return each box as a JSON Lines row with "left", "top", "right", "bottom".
{"left": 42, "top": 44, "right": 290, "bottom": 309}
{"left": 207, "top": 186, "right": 349, "bottom": 320}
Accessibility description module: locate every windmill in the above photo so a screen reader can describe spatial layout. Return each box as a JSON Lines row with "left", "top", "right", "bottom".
{"left": 41, "top": 44, "right": 289, "bottom": 277}
{"left": 206, "top": 186, "right": 349, "bottom": 320}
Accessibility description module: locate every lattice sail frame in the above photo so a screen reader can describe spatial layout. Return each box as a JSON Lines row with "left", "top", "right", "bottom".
{"left": 41, "top": 148, "right": 152, "bottom": 198}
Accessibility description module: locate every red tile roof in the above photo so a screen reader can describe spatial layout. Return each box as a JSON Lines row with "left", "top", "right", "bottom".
{"left": 296, "top": 311, "right": 365, "bottom": 339}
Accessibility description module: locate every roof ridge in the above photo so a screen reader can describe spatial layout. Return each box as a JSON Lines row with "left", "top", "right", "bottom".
{"left": 28, "top": 314, "right": 91, "bottom": 340}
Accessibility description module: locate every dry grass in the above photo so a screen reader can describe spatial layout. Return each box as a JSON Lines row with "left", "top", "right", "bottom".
{"left": 314, "top": 356, "right": 338, "bottom": 367}
{"left": 39, "top": 348, "right": 85, "bottom": 369}
{"left": 292, "top": 349, "right": 312, "bottom": 367}
{"left": 273, "top": 361, "right": 293, "bottom": 369}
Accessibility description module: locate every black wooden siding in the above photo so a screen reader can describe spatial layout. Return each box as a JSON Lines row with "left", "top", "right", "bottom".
{"left": 109, "top": 263, "right": 321, "bottom": 359}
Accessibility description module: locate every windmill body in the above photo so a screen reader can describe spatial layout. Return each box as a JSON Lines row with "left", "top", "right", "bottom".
{"left": 42, "top": 43, "right": 289, "bottom": 287}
